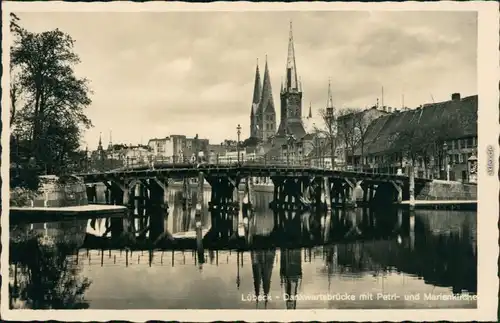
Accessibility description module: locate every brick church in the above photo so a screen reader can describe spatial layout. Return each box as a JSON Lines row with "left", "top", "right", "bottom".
{"left": 249, "top": 22, "right": 308, "bottom": 146}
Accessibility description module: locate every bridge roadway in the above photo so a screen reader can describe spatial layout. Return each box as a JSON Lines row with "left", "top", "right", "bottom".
{"left": 77, "top": 162, "right": 430, "bottom": 226}
{"left": 78, "top": 162, "right": 429, "bottom": 186}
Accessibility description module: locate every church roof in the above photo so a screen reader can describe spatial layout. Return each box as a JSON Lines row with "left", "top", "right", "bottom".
{"left": 251, "top": 62, "right": 261, "bottom": 114}
{"left": 287, "top": 122, "right": 307, "bottom": 139}
{"left": 259, "top": 58, "right": 275, "bottom": 114}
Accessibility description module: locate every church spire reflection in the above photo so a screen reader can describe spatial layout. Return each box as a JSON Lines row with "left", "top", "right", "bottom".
{"left": 251, "top": 249, "right": 276, "bottom": 307}
{"left": 280, "top": 248, "right": 302, "bottom": 309}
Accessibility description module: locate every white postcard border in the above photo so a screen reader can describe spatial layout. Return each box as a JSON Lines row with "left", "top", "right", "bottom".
{"left": 1, "top": 1, "right": 498, "bottom": 322}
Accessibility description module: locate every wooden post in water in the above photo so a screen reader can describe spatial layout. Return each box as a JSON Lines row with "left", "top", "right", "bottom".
{"left": 182, "top": 177, "right": 190, "bottom": 210}
{"left": 137, "top": 183, "right": 144, "bottom": 217}
{"left": 409, "top": 213, "right": 415, "bottom": 250}
{"left": 323, "top": 177, "right": 332, "bottom": 212}
{"left": 195, "top": 171, "right": 205, "bottom": 265}
{"left": 408, "top": 161, "right": 415, "bottom": 211}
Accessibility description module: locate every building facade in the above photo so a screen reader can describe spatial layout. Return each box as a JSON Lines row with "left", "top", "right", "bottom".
{"left": 147, "top": 137, "right": 174, "bottom": 161}
{"left": 170, "top": 134, "right": 210, "bottom": 162}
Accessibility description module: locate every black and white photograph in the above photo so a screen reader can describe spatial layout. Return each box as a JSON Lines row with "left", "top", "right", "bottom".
{"left": 2, "top": 1, "right": 498, "bottom": 322}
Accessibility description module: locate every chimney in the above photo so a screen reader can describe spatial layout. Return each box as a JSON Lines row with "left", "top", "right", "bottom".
{"left": 383, "top": 106, "right": 387, "bottom": 112}
{"left": 387, "top": 107, "right": 392, "bottom": 113}
{"left": 451, "top": 93, "right": 461, "bottom": 101}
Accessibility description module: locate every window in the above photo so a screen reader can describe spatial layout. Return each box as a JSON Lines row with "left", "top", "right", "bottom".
{"left": 467, "top": 137, "right": 473, "bottom": 148}
{"left": 456, "top": 140, "right": 461, "bottom": 150}
{"left": 451, "top": 140, "right": 455, "bottom": 150}
{"left": 462, "top": 153, "right": 468, "bottom": 163}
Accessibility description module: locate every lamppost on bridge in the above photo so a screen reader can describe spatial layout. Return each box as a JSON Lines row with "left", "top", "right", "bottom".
{"left": 236, "top": 124, "right": 242, "bottom": 164}
{"left": 325, "top": 107, "right": 335, "bottom": 170}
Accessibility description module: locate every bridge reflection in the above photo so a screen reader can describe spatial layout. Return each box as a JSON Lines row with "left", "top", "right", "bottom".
{"left": 9, "top": 209, "right": 476, "bottom": 310}
{"left": 81, "top": 185, "right": 414, "bottom": 251}
{"left": 9, "top": 179, "right": 476, "bottom": 309}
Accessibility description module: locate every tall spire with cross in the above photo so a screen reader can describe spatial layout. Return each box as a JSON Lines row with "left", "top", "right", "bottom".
{"left": 285, "top": 20, "right": 298, "bottom": 91}
{"left": 98, "top": 132, "right": 103, "bottom": 150}
{"left": 277, "top": 20, "right": 306, "bottom": 140}
{"left": 250, "top": 58, "right": 262, "bottom": 138}
{"left": 327, "top": 78, "right": 334, "bottom": 109}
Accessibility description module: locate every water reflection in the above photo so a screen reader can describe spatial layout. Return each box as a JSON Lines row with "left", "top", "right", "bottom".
{"left": 280, "top": 249, "right": 302, "bottom": 309}
{"left": 9, "top": 187, "right": 477, "bottom": 309}
{"left": 9, "top": 220, "right": 91, "bottom": 309}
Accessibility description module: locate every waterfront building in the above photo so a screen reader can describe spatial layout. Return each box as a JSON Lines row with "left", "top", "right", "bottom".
{"left": 355, "top": 93, "right": 478, "bottom": 182}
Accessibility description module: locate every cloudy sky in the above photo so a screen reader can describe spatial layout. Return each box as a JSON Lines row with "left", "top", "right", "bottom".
{"left": 14, "top": 10, "right": 477, "bottom": 149}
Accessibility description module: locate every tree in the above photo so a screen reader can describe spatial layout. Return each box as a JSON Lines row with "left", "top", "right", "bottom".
{"left": 10, "top": 16, "right": 93, "bottom": 177}
{"left": 242, "top": 136, "right": 261, "bottom": 148}
{"left": 351, "top": 109, "right": 379, "bottom": 167}
{"left": 390, "top": 109, "right": 468, "bottom": 178}
{"left": 336, "top": 107, "right": 361, "bottom": 168}
{"left": 314, "top": 107, "right": 338, "bottom": 169}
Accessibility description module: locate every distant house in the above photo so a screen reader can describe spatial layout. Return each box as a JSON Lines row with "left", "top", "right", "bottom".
{"left": 148, "top": 137, "right": 174, "bottom": 161}
{"left": 123, "top": 145, "right": 153, "bottom": 167}
{"left": 168, "top": 134, "right": 210, "bottom": 162}
{"left": 355, "top": 93, "right": 477, "bottom": 181}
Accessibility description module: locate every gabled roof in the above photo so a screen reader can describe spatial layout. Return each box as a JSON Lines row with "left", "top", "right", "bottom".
{"left": 357, "top": 95, "right": 478, "bottom": 156}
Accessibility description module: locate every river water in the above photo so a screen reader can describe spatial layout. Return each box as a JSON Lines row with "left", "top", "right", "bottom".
{"left": 8, "top": 186, "right": 477, "bottom": 310}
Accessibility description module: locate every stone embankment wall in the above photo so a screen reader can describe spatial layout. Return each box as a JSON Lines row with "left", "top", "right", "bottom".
{"left": 416, "top": 180, "right": 477, "bottom": 201}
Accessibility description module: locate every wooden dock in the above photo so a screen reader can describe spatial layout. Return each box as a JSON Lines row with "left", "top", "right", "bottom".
{"left": 10, "top": 204, "right": 127, "bottom": 223}
{"left": 399, "top": 200, "right": 477, "bottom": 210}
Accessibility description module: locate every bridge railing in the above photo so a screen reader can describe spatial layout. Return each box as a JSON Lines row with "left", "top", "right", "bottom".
{"left": 101, "top": 155, "right": 406, "bottom": 176}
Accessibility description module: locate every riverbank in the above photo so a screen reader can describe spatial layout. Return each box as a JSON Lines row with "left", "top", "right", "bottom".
{"left": 399, "top": 200, "right": 477, "bottom": 211}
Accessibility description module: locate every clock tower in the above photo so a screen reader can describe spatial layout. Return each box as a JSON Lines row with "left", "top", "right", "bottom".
{"left": 276, "top": 21, "right": 306, "bottom": 140}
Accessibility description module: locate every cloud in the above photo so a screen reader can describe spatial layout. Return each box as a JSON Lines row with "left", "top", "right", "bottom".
{"left": 12, "top": 11, "right": 477, "bottom": 149}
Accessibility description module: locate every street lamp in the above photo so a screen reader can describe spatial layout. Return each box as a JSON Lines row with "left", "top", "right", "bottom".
{"left": 236, "top": 124, "right": 242, "bottom": 164}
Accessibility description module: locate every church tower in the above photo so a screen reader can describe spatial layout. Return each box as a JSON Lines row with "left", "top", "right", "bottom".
{"left": 259, "top": 57, "right": 276, "bottom": 142}
{"left": 250, "top": 61, "right": 261, "bottom": 139}
{"left": 277, "top": 21, "right": 306, "bottom": 140}
{"left": 97, "top": 132, "right": 105, "bottom": 161}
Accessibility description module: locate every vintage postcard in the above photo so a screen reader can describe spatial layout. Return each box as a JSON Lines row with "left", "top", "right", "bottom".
{"left": 1, "top": 1, "right": 498, "bottom": 322}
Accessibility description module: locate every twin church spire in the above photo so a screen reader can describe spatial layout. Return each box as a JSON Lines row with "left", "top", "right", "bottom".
{"left": 249, "top": 21, "right": 309, "bottom": 142}
{"left": 250, "top": 56, "right": 275, "bottom": 141}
